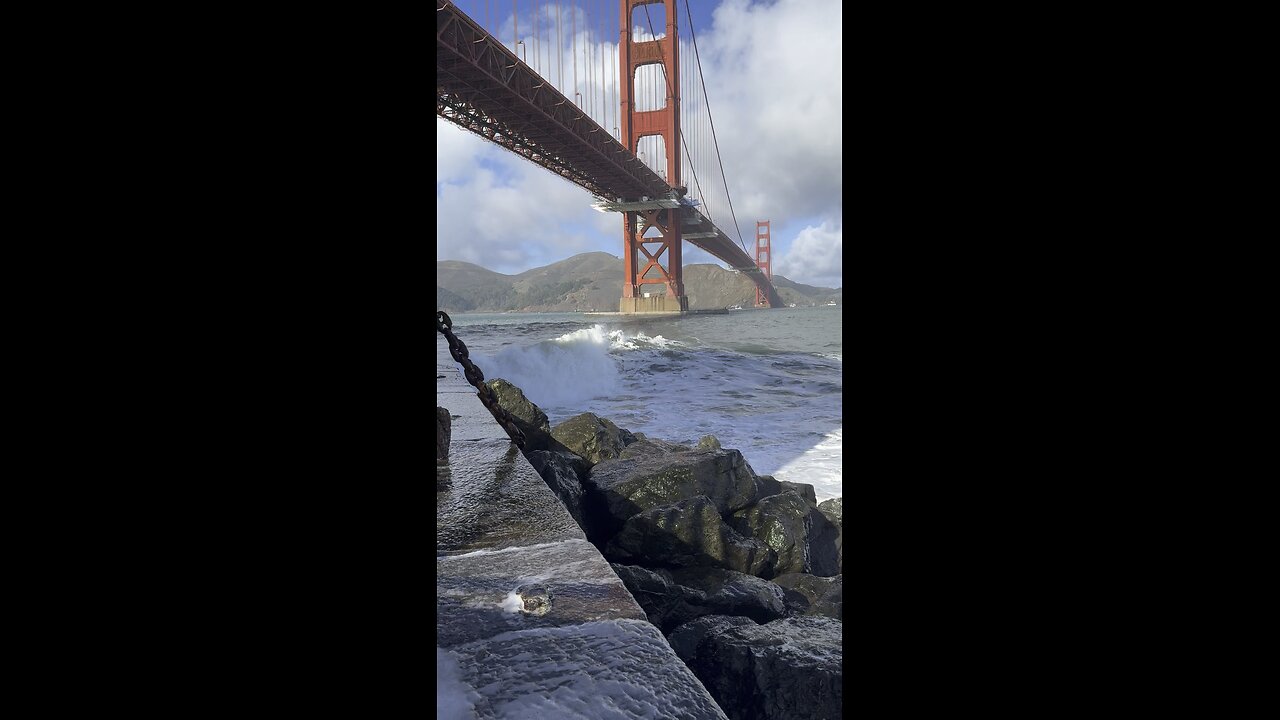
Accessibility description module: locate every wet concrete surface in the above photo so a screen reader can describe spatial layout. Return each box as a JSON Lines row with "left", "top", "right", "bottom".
{"left": 437, "top": 436, "right": 583, "bottom": 555}
{"left": 445, "top": 620, "right": 728, "bottom": 719}
{"left": 437, "top": 539, "right": 648, "bottom": 647}
{"left": 436, "top": 353, "right": 726, "bottom": 718}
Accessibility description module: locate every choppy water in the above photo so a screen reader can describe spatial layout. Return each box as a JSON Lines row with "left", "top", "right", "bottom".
{"left": 436, "top": 308, "right": 842, "bottom": 501}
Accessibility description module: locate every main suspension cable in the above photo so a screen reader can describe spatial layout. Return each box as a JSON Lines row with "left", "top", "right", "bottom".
{"left": 683, "top": 0, "right": 748, "bottom": 253}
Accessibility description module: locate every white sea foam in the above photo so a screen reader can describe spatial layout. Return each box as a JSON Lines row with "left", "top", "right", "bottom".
{"left": 500, "top": 591, "right": 524, "bottom": 613}
{"left": 474, "top": 328, "right": 622, "bottom": 409}
{"left": 436, "top": 647, "right": 478, "bottom": 720}
{"left": 773, "top": 428, "right": 843, "bottom": 502}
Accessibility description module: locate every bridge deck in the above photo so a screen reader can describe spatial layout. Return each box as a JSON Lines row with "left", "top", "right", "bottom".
{"left": 436, "top": 0, "right": 783, "bottom": 309}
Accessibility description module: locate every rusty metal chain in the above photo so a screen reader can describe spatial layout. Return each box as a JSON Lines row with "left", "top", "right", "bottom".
{"left": 436, "top": 310, "right": 526, "bottom": 449}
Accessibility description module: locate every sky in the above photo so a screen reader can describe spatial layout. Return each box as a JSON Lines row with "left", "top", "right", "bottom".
{"left": 437, "top": 0, "right": 843, "bottom": 289}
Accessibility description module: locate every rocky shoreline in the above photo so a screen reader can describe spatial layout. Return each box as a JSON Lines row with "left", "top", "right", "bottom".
{"left": 473, "top": 378, "right": 843, "bottom": 720}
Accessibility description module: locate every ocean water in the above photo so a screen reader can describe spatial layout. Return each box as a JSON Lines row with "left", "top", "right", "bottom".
{"left": 436, "top": 308, "right": 843, "bottom": 501}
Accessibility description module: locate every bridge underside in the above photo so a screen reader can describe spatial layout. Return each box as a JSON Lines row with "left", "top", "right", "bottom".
{"left": 435, "top": 1, "right": 783, "bottom": 310}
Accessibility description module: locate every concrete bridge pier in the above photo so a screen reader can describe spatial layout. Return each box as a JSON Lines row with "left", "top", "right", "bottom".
{"left": 619, "top": 294, "right": 688, "bottom": 313}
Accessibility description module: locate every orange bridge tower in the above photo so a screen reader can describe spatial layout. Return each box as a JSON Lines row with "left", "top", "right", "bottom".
{"left": 755, "top": 220, "right": 772, "bottom": 307}
{"left": 618, "top": 0, "right": 687, "bottom": 314}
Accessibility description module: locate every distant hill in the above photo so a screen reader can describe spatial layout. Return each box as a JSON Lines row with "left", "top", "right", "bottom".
{"left": 436, "top": 252, "right": 841, "bottom": 312}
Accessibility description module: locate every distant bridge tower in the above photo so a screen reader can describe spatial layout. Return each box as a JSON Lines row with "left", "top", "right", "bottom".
{"left": 618, "top": 0, "right": 687, "bottom": 314}
{"left": 755, "top": 220, "right": 772, "bottom": 307}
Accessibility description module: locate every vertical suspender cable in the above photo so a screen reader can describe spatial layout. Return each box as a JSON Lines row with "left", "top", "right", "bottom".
{"left": 568, "top": 0, "right": 573, "bottom": 103}
{"left": 556, "top": 1, "right": 562, "bottom": 92}
{"left": 587, "top": 3, "right": 592, "bottom": 120}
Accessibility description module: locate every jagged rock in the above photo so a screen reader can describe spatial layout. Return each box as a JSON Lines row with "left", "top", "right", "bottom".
{"left": 676, "top": 615, "right": 843, "bottom": 720}
{"left": 808, "top": 506, "right": 841, "bottom": 577}
{"left": 756, "top": 474, "right": 781, "bottom": 498}
{"left": 620, "top": 437, "right": 693, "bottom": 458}
{"left": 730, "top": 493, "right": 813, "bottom": 576}
{"left": 550, "top": 412, "right": 634, "bottom": 464}
{"left": 585, "top": 448, "right": 763, "bottom": 536}
{"left": 632, "top": 432, "right": 648, "bottom": 442}
{"left": 484, "top": 379, "right": 559, "bottom": 451}
{"left": 612, "top": 564, "right": 786, "bottom": 632}
{"left": 667, "top": 615, "right": 757, "bottom": 662}
{"left": 484, "top": 379, "right": 549, "bottom": 432}
{"left": 604, "top": 496, "right": 776, "bottom": 577}
{"left": 697, "top": 435, "right": 722, "bottom": 451}
{"left": 525, "top": 450, "right": 588, "bottom": 530}
{"left": 436, "top": 407, "right": 450, "bottom": 464}
{"left": 773, "top": 573, "right": 842, "bottom": 619}
{"left": 668, "top": 567, "right": 788, "bottom": 625}
{"left": 780, "top": 481, "right": 818, "bottom": 507}
{"left": 610, "top": 564, "right": 709, "bottom": 632}
{"left": 817, "top": 497, "right": 842, "bottom": 526}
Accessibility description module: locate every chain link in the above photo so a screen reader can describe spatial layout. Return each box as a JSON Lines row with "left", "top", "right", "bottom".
{"left": 437, "top": 310, "right": 527, "bottom": 449}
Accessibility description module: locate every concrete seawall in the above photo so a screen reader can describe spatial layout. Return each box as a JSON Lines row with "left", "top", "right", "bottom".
{"left": 436, "top": 360, "right": 728, "bottom": 718}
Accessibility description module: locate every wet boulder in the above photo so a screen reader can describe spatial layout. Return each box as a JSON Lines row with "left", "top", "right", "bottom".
{"left": 697, "top": 434, "right": 722, "bottom": 451}
{"left": 668, "top": 567, "right": 788, "bottom": 625}
{"left": 676, "top": 615, "right": 843, "bottom": 720}
{"left": 484, "top": 379, "right": 549, "bottom": 432}
{"left": 604, "top": 496, "right": 776, "bottom": 577}
{"left": 730, "top": 493, "right": 814, "bottom": 576}
{"left": 780, "top": 481, "right": 818, "bottom": 507}
{"left": 610, "top": 564, "right": 709, "bottom": 633}
{"left": 667, "top": 614, "right": 757, "bottom": 663}
{"left": 808, "top": 505, "right": 842, "bottom": 576}
{"left": 550, "top": 412, "right": 635, "bottom": 464}
{"left": 485, "top": 379, "right": 557, "bottom": 451}
{"left": 436, "top": 407, "right": 450, "bottom": 465}
{"left": 619, "top": 437, "right": 693, "bottom": 459}
{"left": 773, "top": 573, "right": 842, "bottom": 619}
{"left": 525, "top": 449, "right": 589, "bottom": 530}
{"left": 756, "top": 474, "right": 782, "bottom": 498}
{"left": 585, "top": 448, "right": 764, "bottom": 535}
{"left": 817, "top": 497, "right": 842, "bottom": 526}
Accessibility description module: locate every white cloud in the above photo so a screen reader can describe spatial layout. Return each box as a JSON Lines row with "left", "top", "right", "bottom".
{"left": 436, "top": 123, "right": 616, "bottom": 273}
{"left": 699, "top": 0, "right": 843, "bottom": 224}
{"left": 774, "top": 220, "right": 842, "bottom": 288}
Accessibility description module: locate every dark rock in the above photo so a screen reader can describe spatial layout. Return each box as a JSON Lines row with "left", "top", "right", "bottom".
{"left": 485, "top": 379, "right": 560, "bottom": 451}
{"left": 619, "top": 437, "right": 693, "bottom": 458}
{"left": 436, "top": 407, "right": 451, "bottom": 465}
{"left": 484, "top": 378, "right": 550, "bottom": 432}
{"left": 586, "top": 448, "right": 763, "bottom": 536}
{"left": 697, "top": 434, "right": 722, "bottom": 451}
{"left": 678, "top": 615, "right": 843, "bottom": 720}
{"left": 525, "top": 450, "right": 589, "bottom": 530}
{"left": 773, "top": 573, "right": 842, "bottom": 619}
{"left": 817, "top": 497, "right": 842, "bottom": 526}
{"left": 550, "top": 412, "right": 633, "bottom": 464}
{"left": 668, "top": 567, "right": 787, "bottom": 624}
{"left": 610, "top": 564, "right": 709, "bottom": 632}
{"left": 605, "top": 496, "right": 776, "bottom": 577}
{"left": 807, "top": 506, "right": 841, "bottom": 577}
{"left": 631, "top": 432, "right": 648, "bottom": 442}
{"left": 756, "top": 474, "right": 781, "bottom": 498}
{"left": 780, "top": 481, "right": 817, "bottom": 507}
{"left": 612, "top": 564, "right": 785, "bottom": 632}
{"left": 730, "top": 493, "right": 814, "bottom": 576}
{"left": 667, "top": 615, "right": 756, "bottom": 663}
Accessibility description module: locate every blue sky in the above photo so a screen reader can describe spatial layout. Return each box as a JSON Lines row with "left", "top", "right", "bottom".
{"left": 437, "top": 0, "right": 843, "bottom": 289}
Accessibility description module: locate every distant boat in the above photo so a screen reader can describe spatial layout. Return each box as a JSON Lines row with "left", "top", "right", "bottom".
{"left": 788, "top": 303, "right": 797, "bottom": 308}
{"left": 727, "top": 304, "right": 743, "bottom": 311}
{"left": 825, "top": 301, "right": 837, "bottom": 306}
